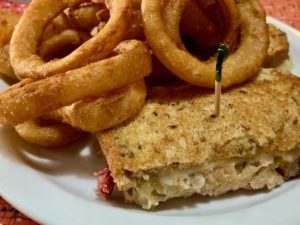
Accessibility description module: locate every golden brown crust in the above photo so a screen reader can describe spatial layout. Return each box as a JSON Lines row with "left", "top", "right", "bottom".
{"left": 15, "top": 118, "right": 83, "bottom": 147}
{"left": 97, "top": 69, "right": 300, "bottom": 182}
{"left": 264, "top": 24, "right": 289, "bottom": 68}
{"left": 49, "top": 80, "right": 147, "bottom": 132}
{"left": 0, "top": 10, "right": 21, "bottom": 45}
{"left": 0, "top": 40, "right": 152, "bottom": 126}
{"left": 0, "top": 10, "right": 21, "bottom": 79}
{"left": 0, "top": 47, "right": 15, "bottom": 79}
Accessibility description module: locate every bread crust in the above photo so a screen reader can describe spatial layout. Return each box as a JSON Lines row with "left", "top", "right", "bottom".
{"left": 98, "top": 69, "right": 300, "bottom": 183}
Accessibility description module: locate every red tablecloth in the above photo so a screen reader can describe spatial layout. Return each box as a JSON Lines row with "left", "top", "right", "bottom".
{"left": 1, "top": 0, "right": 300, "bottom": 224}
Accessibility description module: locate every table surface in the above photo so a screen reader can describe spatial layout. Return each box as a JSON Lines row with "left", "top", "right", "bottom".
{"left": 1, "top": 0, "right": 300, "bottom": 224}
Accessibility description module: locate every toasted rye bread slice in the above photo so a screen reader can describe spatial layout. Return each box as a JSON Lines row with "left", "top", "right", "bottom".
{"left": 264, "top": 24, "right": 290, "bottom": 68}
{"left": 97, "top": 69, "right": 300, "bottom": 209}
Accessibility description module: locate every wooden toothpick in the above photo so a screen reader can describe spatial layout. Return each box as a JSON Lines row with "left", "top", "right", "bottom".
{"left": 214, "top": 44, "right": 228, "bottom": 117}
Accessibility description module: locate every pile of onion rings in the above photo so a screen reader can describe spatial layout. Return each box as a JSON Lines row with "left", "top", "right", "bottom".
{"left": 0, "top": 0, "right": 272, "bottom": 147}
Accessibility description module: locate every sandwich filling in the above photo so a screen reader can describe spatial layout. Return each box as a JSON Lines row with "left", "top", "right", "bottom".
{"left": 121, "top": 150, "right": 300, "bottom": 209}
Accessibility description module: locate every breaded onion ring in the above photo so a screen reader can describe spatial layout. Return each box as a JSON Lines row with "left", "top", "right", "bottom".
{"left": 10, "top": 0, "right": 131, "bottom": 80}
{"left": 163, "top": 0, "right": 240, "bottom": 56}
{"left": 91, "top": 0, "right": 105, "bottom": 3}
{"left": 15, "top": 118, "right": 83, "bottom": 147}
{"left": 38, "top": 29, "right": 83, "bottom": 61}
{"left": 179, "top": 0, "right": 221, "bottom": 49}
{"left": 68, "top": 3, "right": 105, "bottom": 32}
{"left": 0, "top": 10, "right": 21, "bottom": 45}
{"left": 163, "top": 0, "right": 239, "bottom": 52}
{"left": 162, "top": 0, "right": 187, "bottom": 50}
{"left": 41, "top": 12, "right": 73, "bottom": 41}
{"left": 48, "top": 80, "right": 146, "bottom": 132}
{"left": 123, "top": 6, "right": 144, "bottom": 40}
{"left": 0, "top": 10, "right": 21, "bottom": 79}
{"left": 0, "top": 40, "right": 152, "bottom": 126}
{"left": 263, "top": 24, "right": 290, "bottom": 68}
{"left": 0, "top": 46, "right": 16, "bottom": 80}
{"left": 217, "top": 0, "right": 240, "bottom": 51}
{"left": 142, "top": 0, "right": 269, "bottom": 88}
{"left": 94, "top": 0, "right": 144, "bottom": 41}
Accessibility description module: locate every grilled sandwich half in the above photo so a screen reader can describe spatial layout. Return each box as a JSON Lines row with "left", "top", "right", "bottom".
{"left": 97, "top": 69, "right": 300, "bottom": 209}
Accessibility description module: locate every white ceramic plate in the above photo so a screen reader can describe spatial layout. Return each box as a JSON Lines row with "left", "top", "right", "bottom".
{"left": 1, "top": 17, "right": 300, "bottom": 225}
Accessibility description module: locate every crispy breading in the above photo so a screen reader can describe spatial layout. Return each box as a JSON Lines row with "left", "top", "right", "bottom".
{"left": 0, "top": 47, "right": 15, "bottom": 79}
{"left": 0, "top": 10, "right": 21, "bottom": 45}
{"left": 98, "top": 69, "right": 300, "bottom": 179}
{"left": 0, "top": 10, "right": 21, "bottom": 79}
{"left": 264, "top": 24, "right": 289, "bottom": 68}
